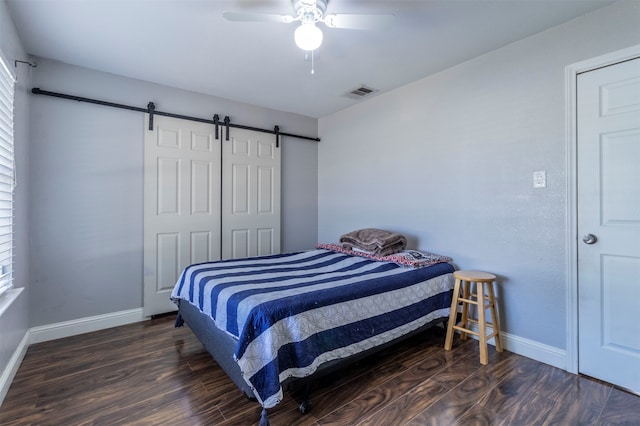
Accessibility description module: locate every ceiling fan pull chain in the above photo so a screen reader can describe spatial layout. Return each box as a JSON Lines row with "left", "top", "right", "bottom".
{"left": 311, "top": 50, "right": 315, "bottom": 75}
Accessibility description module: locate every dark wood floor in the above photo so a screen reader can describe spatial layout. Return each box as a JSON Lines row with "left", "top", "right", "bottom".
{"left": 1, "top": 316, "right": 638, "bottom": 426}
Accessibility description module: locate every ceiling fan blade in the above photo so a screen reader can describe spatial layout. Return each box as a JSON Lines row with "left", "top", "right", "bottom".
{"left": 222, "top": 11, "right": 294, "bottom": 24}
{"left": 323, "top": 13, "right": 394, "bottom": 30}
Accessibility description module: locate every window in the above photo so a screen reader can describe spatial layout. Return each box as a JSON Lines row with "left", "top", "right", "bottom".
{"left": 0, "top": 51, "right": 16, "bottom": 297}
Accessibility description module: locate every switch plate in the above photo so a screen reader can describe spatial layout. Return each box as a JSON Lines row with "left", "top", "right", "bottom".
{"left": 533, "top": 171, "right": 546, "bottom": 188}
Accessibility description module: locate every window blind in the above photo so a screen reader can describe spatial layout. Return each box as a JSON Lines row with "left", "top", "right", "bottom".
{"left": 0, "top": 51, "right": 16, "bottom": 297}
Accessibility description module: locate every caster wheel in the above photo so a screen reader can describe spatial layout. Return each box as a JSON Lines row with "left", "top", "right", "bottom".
{"left": 299, "top": 400, "right": 311, "bottom": 414}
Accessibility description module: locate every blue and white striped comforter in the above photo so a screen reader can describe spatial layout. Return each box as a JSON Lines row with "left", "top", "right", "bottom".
{"left": 171, "top": 249, "right": 454, "bottom": 408}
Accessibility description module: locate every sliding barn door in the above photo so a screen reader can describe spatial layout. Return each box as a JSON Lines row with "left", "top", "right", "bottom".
{"left": 143, "top": 115, "right": 222, "bottom": 316}
{"left": 222, "top": 128, "right": 281, "bottom": 259}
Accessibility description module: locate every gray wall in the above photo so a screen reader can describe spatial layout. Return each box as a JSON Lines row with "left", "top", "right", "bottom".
{"left": 29, "top": 60, "right": 318, "bottom": 327}
{"left": 318, "top": 1, "right": 640, "bottom": 350}
{"left": 0, "top": 0, "right": 30, "bottom": 389}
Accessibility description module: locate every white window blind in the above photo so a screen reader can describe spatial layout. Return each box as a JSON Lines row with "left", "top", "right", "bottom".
{"left": 0, "top": 51, "right": 16, "bottom": 297}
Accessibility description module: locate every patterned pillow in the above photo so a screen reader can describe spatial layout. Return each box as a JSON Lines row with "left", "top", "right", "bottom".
{"left": 316, "top": 243, "right": 451, "bottom": 268}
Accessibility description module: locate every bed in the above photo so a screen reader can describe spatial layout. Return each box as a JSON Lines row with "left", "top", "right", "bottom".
{"left": 170, "top": 246, "right": 455, "bottom": 424}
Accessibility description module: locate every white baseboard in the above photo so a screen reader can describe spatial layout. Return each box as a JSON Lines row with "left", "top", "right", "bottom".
{"left": 457, "top": 325, "right": 566, "bottom": 369}
{"left": 500, "top": 331, "right": 566, "bottom": 369}
{"left": 29, "top": 308, "right": 145, "bottom": 344}
{"left": 23, "top": 313, "right": 568, "bottom": 369}
{"left": 0, "top": 331, "right": 29, "bottom": 406}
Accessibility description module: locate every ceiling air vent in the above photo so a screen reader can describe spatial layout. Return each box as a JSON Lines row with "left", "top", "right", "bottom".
{"left": 344, "top": 84, "right": 378, "bottom": 100}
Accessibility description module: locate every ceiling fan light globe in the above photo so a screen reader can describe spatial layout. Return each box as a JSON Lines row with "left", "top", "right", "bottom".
{"left": 294, "top": 23, "right": 323, "bottom": 51}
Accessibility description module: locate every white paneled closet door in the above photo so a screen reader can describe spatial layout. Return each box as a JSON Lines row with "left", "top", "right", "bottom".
{"left": 577, "top": 57, "right": 640, "bottom": 393}
{"left": 143, "top": 115, "right": 222, "bottom": 316}
{"left": 222, "top": 127, "right": 281, "bottom": 259}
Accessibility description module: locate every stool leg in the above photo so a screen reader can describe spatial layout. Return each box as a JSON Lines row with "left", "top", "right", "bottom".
{"left": 444, "top": 278, "right": 461, "bottom": 350}
{"left": 486, "top": 281, "right": 503, "bottom": 352}
{"left": 477, "top": 282, "right": 488, "bottom": 365}
{"left": 459, "top": 280, "right": 470, "bottom": 341}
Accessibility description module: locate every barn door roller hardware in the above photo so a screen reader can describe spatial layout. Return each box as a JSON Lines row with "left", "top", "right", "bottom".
{"left": 31, "top": 88, "right": 320, "bottom": 143}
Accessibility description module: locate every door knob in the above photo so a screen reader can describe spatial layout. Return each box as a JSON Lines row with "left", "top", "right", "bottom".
{"left": 582, "top": 234, "right": 598, "bottom": 244}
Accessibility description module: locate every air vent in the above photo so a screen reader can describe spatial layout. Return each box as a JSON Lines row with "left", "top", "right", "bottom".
{"left": 344, "top": 84, "right": 378, "bottom": 100}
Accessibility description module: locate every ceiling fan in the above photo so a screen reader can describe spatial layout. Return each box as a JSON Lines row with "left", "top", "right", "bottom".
{"left": 223, "top": 0, "right": 394, "bottom": 52}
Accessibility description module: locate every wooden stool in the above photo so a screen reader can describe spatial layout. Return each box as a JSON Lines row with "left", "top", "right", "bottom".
{"left": 444, "top": 270, "right": 503, "bottom": 365}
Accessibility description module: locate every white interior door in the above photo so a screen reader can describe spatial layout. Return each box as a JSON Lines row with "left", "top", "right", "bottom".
{"left": 222, "top": 127, "right": 281, "bottom": 259}
{"left": 144, "top": 115, "right": 221, "bottom": 316}
{"left": 577, "top": 57, "right": 640, "bottom": 393}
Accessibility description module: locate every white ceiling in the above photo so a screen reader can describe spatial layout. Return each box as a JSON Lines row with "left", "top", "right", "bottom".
{"left": 7, "top": 0, "right": 616, "bottom": 118}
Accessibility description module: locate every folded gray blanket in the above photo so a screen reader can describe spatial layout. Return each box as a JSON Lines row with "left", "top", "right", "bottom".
{"left": 339, "top": 228, "right": 407, "bottom": 256}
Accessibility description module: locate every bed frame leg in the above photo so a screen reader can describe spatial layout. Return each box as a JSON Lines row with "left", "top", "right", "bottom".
{"left": 174, "top": 313, "right": 184, "bottom": 327}
{"left": 299, "top": 400, "right": 311, "bottom": 415}
{"left": 297, "top": 380, "right": 312, "bottom": 414}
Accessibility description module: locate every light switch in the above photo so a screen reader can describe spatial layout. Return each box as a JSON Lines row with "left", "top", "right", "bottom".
{"left": 533, "top": 171, "right": 546, "bottom": 188}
